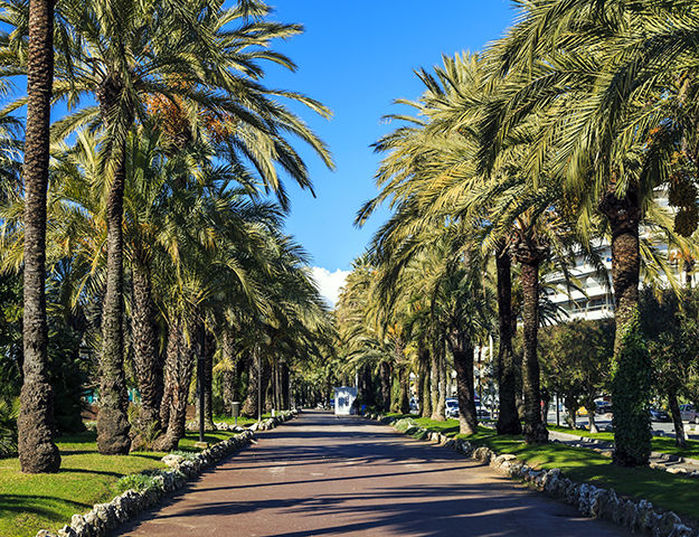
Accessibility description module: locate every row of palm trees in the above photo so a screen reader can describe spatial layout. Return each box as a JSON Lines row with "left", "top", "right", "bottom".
{"left": 339, "top": 0, "right": 698, "bottom": 467}
{"left": 2, "top": 0, "right": 334, "bottom": 472}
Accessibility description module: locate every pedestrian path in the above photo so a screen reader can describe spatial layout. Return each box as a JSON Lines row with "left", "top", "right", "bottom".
{"left": 119, "top": 410, "right": 630, "bottom": 536}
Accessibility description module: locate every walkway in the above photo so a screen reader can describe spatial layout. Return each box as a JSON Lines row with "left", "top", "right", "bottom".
{"left": 118, "top": 411, "right": 629, "bottom": 536}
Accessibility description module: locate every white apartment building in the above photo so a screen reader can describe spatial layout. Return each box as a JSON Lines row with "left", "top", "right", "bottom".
{"left": 545, "top": 195, "right": 696, "bottom": 323}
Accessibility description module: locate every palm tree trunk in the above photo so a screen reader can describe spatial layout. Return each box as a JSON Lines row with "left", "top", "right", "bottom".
{"left": 96, "top": 146, "right": 131, "bottom": 455}
{"left": 221, "top": 330, "right": 236, "bottom": 414}
{"left": 430, "top": 343, "right": 442, "bottom": 420}
{"left": 495, "top": 246, "right": 522, "bottom": 435}
{"left": 438, "top": 343, "right": 447, "bottom": 415}
{"left": 451, "top": 335, "right": 478, "bottom": 435}
{"left": 379, "top": 361, "right": 391, "bottom": 412}
{"left": 262, "top": 359, "right": 273, "bottom": 413}
{"left": 241, "top": 356, "right": 259, "bottom": 417}
{"left": 397, "top": 366, "right": 410, "bottom": 414}
{"left": 417, "top": 348, "right": 430, "bottom": 417}
{"left": 131, "top": 259, "right": 162, "bottom": 437}
{"left": 195, "top": 329, "right": 215, "bottom": 431}
{"left": 515, "top": 248, "right": 548, "bottom": 445}
{"left": 18, "top": 0, "right": 61, "bottom": 473}
{"left": 600, "top": 189, "right": 651, "bottom": 466}
{"left": 154, "top": 317, "right": 194, "bottom": 452}
{"left": 281, "top": 362, "right": 290, "bottom": 410}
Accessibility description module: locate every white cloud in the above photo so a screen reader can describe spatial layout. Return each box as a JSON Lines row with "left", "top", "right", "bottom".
{"left": 310, "top": 266, "right": 350, "bottom": 308}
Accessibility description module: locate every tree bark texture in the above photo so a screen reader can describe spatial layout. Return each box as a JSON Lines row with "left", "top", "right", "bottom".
{"left": 241, "top": 354, "right": 259, "bottom": 417}
{"left": 668, "top": 389, "right": 687, "bottom": 449}
{"left": 418, "top": 348, "right": 431, "bottom": 418}
{"left": 437, "top": 343, "right": 447, "bottom": 417}
{"left": 379, "top": 361, "right": 391, "bottom": 413}
{"left": 96, "top": 144, "right": 131, "bottom": 455}
{"left": 495, "top": 247, "right": 522, "bottom": 435}
{"left": 154, "top": 318, "right": 194, "bottom": 452}
{"left": 131, "top": 259, "right": 162, "bottom": 436}
{"left": 18, "top": 0, "right": 61, "bottom": 474}
{"left": 397, "top": 366, "right": 410, "bottom": 415}
{"left": 430, "top": 343, "right": 443, "bottom": 420}
{"left": 195, "top": 329, "right": 215, "bottom": 430}
{"left": 600, "top": 188, "right": 651, "bottom": 466}
{"left": 281, "top": 362, "right": 290, "bottom": 410}
{"left": 451, "top": 338, "right": 478, "bottom": 435}
{"left": 515, "top": 248, "right": 548, "bottom": 445}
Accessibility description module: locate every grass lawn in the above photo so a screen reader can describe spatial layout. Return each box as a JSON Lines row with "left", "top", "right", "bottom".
{"left": 211, "top": 414, "right": 267, "bottom": 428}
{"left": 548, "top": 425, "right": 699, "bottom": 460}
{"left": 0, "top": 428, "right": 242, "bottom": 537}
{"left": 383, "top": 414, "right": 699, "bottom": 520}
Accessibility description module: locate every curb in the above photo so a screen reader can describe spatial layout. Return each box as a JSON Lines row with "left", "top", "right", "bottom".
{"left": 370, "top": 414, "right": 698, "bottom": 537}
{"left": 36, "top": 409, "right": 299, "bottom": 537}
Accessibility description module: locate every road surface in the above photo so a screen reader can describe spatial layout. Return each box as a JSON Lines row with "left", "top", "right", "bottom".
{"left": 119, "top": 411, "right": 629, "bottom": 536}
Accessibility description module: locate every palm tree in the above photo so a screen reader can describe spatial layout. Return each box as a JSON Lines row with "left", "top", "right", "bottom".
{"left": 479, "top": 0, "right": 699, "bottom": 465}
{"left": 3, "top": 0, "right": 333, "bottom": 453}
{"left": 16, "top": 0, "right": 61, "bottom": 472}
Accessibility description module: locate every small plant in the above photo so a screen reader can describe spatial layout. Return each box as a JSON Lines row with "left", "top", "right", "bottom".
{"left": 114, "top": 470, "right": 164, "bottom": 494}
{"left": 168, "top": 450, "right": 198, "bottom": 461}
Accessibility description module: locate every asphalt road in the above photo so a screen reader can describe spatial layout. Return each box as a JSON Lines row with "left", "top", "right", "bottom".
{"left": 546, "top": 411, "right": 699, "bottom": 439}
{"left": 118, "top": 410, "right": 630, "bottom": 537}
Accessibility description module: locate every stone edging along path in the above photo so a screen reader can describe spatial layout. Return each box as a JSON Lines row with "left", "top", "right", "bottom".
{"left": 369, "top": 413, "right": 698, "bottom": 537}
{"left": 35, "top": 410, "right": 299, "bottom": 537}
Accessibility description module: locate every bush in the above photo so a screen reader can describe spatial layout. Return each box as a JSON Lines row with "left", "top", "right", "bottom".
{"left": 612, "top": 314, "right": 652, "bottom": 466}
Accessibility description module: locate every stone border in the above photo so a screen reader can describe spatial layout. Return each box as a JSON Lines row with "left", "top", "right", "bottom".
{"left": 36, "top": 409, "right": 299, "bottom": 537}
{"left": 368, "top": 413, "right": 698, "bottom": 537}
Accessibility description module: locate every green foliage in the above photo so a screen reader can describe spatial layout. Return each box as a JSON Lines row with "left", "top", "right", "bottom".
{"left": 539, "top": 319, "right": 613, "bottom": 415}
{"left": 0, "top": 272, "right": 22, "bottom": 402}
{"left": 640, "top": 286, "right": 698, "bottom": 397}
{"left": 114, "top": 470, "right": 165, "bottom": 494}
{"left": 0, "top": 397, "right": 19, "bottom": 457}
{"left": 611, "top": 314, "right": 652, "bottom": 466}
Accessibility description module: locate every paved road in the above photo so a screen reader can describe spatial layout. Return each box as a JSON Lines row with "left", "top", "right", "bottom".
{"left": 119, "top": 411, "right": 629, "bottom": 537}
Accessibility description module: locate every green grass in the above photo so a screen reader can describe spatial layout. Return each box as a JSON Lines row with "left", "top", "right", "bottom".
{"left": 212, "top": 414, "right": 267, "bottom": 427}
{"left": 548, "top": 425, "right": 699, "bottom": 460}
{"left": 458, "top": 431, "right": 699, "bottom": 520}
{"left": 0, "top": 428, "right": 243, "bottom": 537}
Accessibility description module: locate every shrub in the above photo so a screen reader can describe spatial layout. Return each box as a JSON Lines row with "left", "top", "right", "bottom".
{"left": 612, "top": 313, "right": 652, "bottom": 466}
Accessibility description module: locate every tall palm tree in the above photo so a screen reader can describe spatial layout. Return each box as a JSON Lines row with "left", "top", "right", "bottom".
{"left": 16, "top": 0, "right": 60, "bottom": 472}
{"left": 480, "top": 0, "right": 699, "bottom": 465}
{"left": 3, "top": 0, "right": 332, "bottom": 453}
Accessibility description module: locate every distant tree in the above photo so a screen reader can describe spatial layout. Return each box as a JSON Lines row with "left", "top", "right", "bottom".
{"left": 640, "top": 287, "right": 699, "bottom": 448}
{"left": 540, "top": 319, "right": 614, "bottom": 433}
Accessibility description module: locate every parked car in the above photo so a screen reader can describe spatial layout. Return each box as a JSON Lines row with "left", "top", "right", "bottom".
{"left": 476, "top": 404, "right": 490, "bottom": 420}
{"left": 680, "top": 404, "right": 699, "bottom": 424}
{"left": 445, "top": 398, "right": 459, "bottom": 418}
{"left": 596, "top": 401, "right": 613, "bottom": 415}
{"left": 649, "top": 408, "right": 671, "bottom": 422}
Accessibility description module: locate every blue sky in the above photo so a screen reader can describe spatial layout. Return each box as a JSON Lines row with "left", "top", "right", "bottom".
{"left": 259, "top": 1, "right": 517, "bottom": 303}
